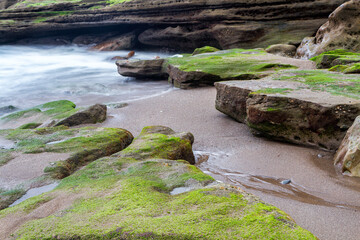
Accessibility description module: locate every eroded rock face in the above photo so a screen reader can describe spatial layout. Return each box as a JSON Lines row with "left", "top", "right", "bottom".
{"left": 116, "top": 59, "right": 168, "bottom": 79}
{"left": 0, "top": 0, "right": 346, "bottom": 50}
{"left": 215, "top": 72, "right": 360, "bottom": 150}
{"left": 334, "top": 116, "right": 360, "bottom": 177}
{"left": 296, "top": 0, "right": 360, "bottom": 58}
{"left": 90, "top": 32, "right": 136, "bottom": 51}
{"left": 55, "top": 104, "right": 107, "bottom": 127}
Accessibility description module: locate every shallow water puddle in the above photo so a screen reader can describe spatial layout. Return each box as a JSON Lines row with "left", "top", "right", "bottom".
{"left": 9, "top": 182, "right": 58, "bottom": 207}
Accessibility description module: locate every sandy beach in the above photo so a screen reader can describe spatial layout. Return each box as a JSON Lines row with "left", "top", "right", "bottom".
{"left": 98, "top": 84, "right": 360, "bottom": 240}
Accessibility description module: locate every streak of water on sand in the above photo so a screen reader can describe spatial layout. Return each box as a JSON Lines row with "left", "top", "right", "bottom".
{"left": 195, "top": 151, "right": 360, "bottom": 211}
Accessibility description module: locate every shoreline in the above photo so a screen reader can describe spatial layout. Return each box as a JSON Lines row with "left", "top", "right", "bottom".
{"left": 98, "top": 86, "right": 360, "bottom": 240}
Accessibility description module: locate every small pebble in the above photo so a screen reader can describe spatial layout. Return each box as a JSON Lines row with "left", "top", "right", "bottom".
{"left": 281, "top": 179, "right": 291, "bottom": 185}
{"left": 318, "top": 154, "right": 324, "bottom": 158}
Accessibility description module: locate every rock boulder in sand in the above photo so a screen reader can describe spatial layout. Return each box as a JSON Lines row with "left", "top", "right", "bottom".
{"left": 55, "top": 104, "right": 107, "bottom": 127}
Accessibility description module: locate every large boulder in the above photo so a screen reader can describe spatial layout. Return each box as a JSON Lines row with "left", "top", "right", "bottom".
{"left": 296, "top": 0, "right": 360, "bottom": 59}
{"left": 215, "top": 70, "right": 360, "bottom": 150}
{"left": 164, "top": 49, "right": 298, "bottom": 89}
{"left": 334, "top": 116, "right": 360, "bottom": 177}
{"left": 116, "top": 59, "right": 168, "bottom": 79}
{"left": 55, "top": 104, "right": 107, "bottom": 127}
{"left": 266, "top": 44, "right": 297, "bottom": 57}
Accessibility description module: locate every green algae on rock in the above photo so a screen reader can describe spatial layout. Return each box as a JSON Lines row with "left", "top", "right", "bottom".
{"left": 165, "top": 48, "right": 297, "bottom": 88}
{"left": 310, "top": 49, "right": 360, "bottom": 69}
{"left": 0, "top": 100, "right": 78, "bottom": 128}
{"left": 192, "top": 46, "right": 220, "bottom": 56}
{"left": 0, "top": 126, "right": 316, "bottom": 239}
{"left": 0, "top": 126, "right": 133, "bottom": 209}
{"left": 0, "top": 101, "right": 108, "bottom": 129}
{"left": 215, "top": 70, "right": 360, "bottom": 150}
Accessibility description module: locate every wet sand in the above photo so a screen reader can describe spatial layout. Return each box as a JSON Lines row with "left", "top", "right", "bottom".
{"left": 100, "top": 86, "right": 360, "bottom": 240}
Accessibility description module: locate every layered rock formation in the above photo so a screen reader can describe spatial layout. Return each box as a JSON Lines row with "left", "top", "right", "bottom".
{"left": 0, "top": 0, "right": 346, "bottom": 50}
{"left": 215, "top": 71, "right": 360, "bottom": 150}
{"left": 297, "top": 0, "right": 360, "bottom": 59}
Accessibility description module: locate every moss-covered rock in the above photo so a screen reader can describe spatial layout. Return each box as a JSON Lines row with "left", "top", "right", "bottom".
{"left": 0, "top": 126, "right": 316, "bottom": 239}
{"left": 165, "top": 49, "right": 297, "bottom": 88}
{"left": 0, "top": 126, "right": 133, "bottom": 208}
{"left": 0, "top": 100, "right": 78, "bottom": 129}
{"left": 310, "top": 49, "right": 360, "bottom": 69}
{"left": 192, "top": 46, "right": 220, "bottom": 55}
{"left": 0, "top": 101, "right": 108, "bottom": 129}
{"left": 115, "top": 126, "right": 195, "bottom": 164}
{"left": 215, "top": 70, "right": 360, "bottom": 150}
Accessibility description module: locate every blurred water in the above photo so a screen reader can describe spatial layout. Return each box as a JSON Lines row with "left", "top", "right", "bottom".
{"left": 0, "top": 45, "right": 172, "bottom": 110}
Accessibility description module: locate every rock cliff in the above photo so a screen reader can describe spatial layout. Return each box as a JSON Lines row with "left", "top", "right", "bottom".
{"left": 0, "top": 0, "right": 347, "bottom": 50}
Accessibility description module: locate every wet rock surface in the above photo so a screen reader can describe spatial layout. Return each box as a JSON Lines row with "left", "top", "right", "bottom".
{"left": 0, "top": 126, "right": 315, "bottom": 239}
{"left": 215, "top": 71, "right": 360, "bottom": 150}
{"left": 0, "top": 126, "right": 133, "bottom": 209}
{"left": 55, "top": 104, "right": 107, "bottom": 127}
{"left": 116, "top": 59, "right": 168, "bottom": 79}
{"left": 334, "top": 116, "right": 360, "bottom": 177}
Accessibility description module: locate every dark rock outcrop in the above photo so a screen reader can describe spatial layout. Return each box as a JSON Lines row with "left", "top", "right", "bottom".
{"left": 90, "top": 32, "right": 136, "bottom": 51}
{"left": 334, "top": 116, "right": 360, "bottom": 177}
{"left": 297, "top": 0, "right": 360, "bottom": 58}
{"left": 55, "top": 104, "right": 107, "bottom": 127}
{"left": 116, "top": 59, "right": 168, "bottom": 79}
{"left": 215, "top": 72, "right": 360, "bottom": 150}
{"left": 0, "top": 0, "right": 347, "bottom": 50}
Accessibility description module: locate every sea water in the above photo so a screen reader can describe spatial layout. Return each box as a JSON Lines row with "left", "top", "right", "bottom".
{"left": 0, "top": 45, "right": 172, "bottom": 112}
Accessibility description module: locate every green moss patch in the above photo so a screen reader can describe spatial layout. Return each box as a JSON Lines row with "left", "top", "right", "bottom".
{"left": 192, "top": 46, "right": 220, "bottom": 55}
{"left": 0, "top": 126, "right": 133, "bottom": 178}
{"left": 311, "top": 49, "right": 360, "bottom": 69}
{"left": 167, "top": 48, "right": 297, "bottom": 80}
{"left": 250, "top": 88, "right": 293, "bottom": 95}
{"left": 0, "top": 100, "right": 80, "bottom": 129}
{"left": 0, "top": 188, "right": 26, "bottom": 210}
{"left": 0, "top": 126, "right": 315, "bottom": 239}
{"left": 274, "top": 70, "right": 360, "bottom": 99}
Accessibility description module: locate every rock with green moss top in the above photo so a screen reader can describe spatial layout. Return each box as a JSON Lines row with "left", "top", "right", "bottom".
{"left": 310, "top": 49, "right": 360, "bottom": 69}
{"left": 0, "top": 188, "right": 25, "bottom": 210}
{"left": 55, "top": 104, "right": 107, "bottom": 127}
{"left": 215, "top": 70, "right": 360, "bottom": 150}
{"left": 0, "top": 126, "right": 133, "bottom": 208}
{"left": 0, "top": 101, "right": 108, "bottom": 129}
{"left": 166, "top": 48, "right": 297, "bottom": 89}
{"left": 0, "top": 100, "right": 78, "bottom": 129}
{"left": 192, "top": 46, "right": 220, "bottom": 55}
{"left": 116, "top": 125, "right": 195, "bottom": 164}
{"left": 334, "top": 116, "right": 360, "bottom": 177}
{"left": 0, "top": 126, "right": 316, "bottom": 239}
{"left": 18, "top": 123, "right": 42, "bottom": 129}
